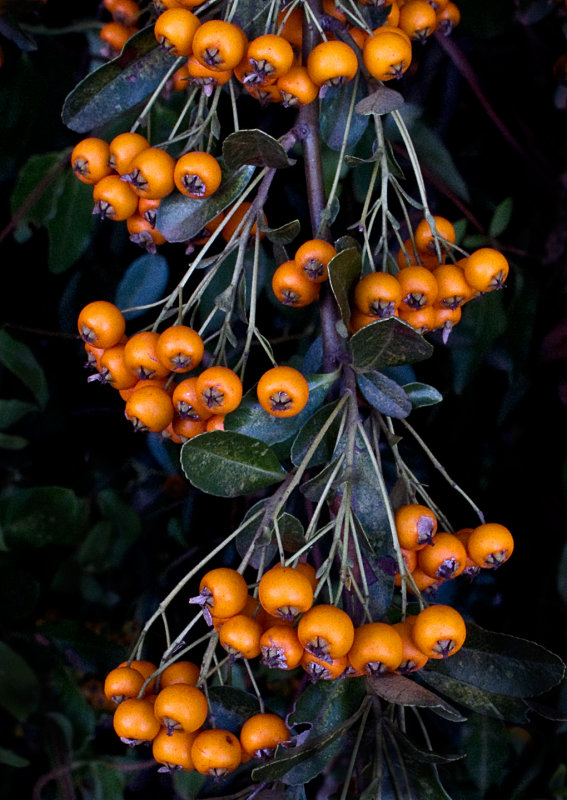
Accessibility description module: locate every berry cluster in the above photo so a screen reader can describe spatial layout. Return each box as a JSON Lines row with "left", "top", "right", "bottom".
{"left": 78, "top": 300, "right": 312, "bottom": 438}
{"left": 103, "top": 552, "right": 486, "bottom": 778}
{"left": 105, "top": 657, "right": 290, "bottom": 773}
{"left": 350, "top": 215, "right": 510, "bottom": 338}
{"left": 393, "top": 503, "right": 515, "bottom": 593}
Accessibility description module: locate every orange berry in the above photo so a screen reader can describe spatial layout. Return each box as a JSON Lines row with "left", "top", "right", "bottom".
{"left": 411, "top": 604, "right": 467, "bottom": 659}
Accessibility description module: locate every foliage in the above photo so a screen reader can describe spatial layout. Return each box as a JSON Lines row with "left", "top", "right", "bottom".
{"left": 2, "top": 0, "right": 567, "bottom": 798}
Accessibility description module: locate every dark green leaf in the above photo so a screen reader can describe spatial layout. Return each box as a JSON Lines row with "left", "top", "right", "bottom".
{"left": 320, "top": 80, "right": 369, "bottom": 152}
{"left": 351, "top": 316, "right": 434, "bottom": 372}
{"left": 403, "top": 381, "right": 443, "bottom": 409}
{"left": 290, "top": 399, "right": 345, "bottom": 468}
{"left": 262, "top": 219, "right": 301, "bottom": 245}
{"left": 0, "top": 13, "right": 37, "bottom": 51}
{"left": 424, "top": 623, "right": 565, "bottom": 699}
{"left": 114, "top": 253, "right": 169, "bottom": 318}
{"left": 36, "top": 620, "right": 126, "bottom": 674}
{"left": 10, "top": 151, "right": 67, "bottom": 237}
{"left": 253, "top": 680, "right": 366, "bottom": 784}
{"left": 208, "top": 685, "right": 261, "bottom": 734}
{"left": 61, "top": 28, "right": 179, "bottom": 133}
{"left": 1, "top": 486, "right": 83, "bottom": 549}
{"left": 0, "top": 330, "right": 49, "bottom": 409}
{"left": 222, "top": 129, "right": 294, "bottom": 170}
{"left": 488, "top": 197, "right": 513, "bottom": 238}
{"left": 367, "top": 673, "right": 466, "bottom": 722}
{"left": 0, "top": 642, "right": 39, "bottom": 722}
{"left": 300, "top": 457, "right": 344, "bottom": 503}
{"left": 0, "top": 746, "right": 30, "bottom": 768}
{"left": 0, "top": 433, "right": 28, "bottom": 450}
{"left": 357, "top": 371, "right": 412, "bottom": 418}
{"left": 328, "top": 247, "right": 362, "bottom": 329}
{"left": 462, "top": 714, "right": 512, "bottom": 793}
{"left": 46, "top": 166, "right": 96, "bottom": 273}
{"left": 225, "top": 371, "right": 340, "bottom": 446}
{"left": 180, "top": 431, "right": 286, "bottom": 497}
{"left": 355, "top": 86, "right": 405, "bottom": 117}
{"left": 418, "top": 670, "right": 529, "bottom": 723}
{"left": 156, "top": 164, "right": 255, "bottom": 242}
{"left": 386, "top": 721, "right": 462, "bottom": 764}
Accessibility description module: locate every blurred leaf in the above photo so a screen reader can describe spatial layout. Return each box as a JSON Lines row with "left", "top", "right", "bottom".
{"left": 10, "top": 151, "right": 67, "bottom": 238}
{"left": 46, "top": 166, "right": 97, "bottom": 273}
{"left": 51, "top": 663, "right": 97, "bottom": 750}
{"left": 357, "top": 371, "right": 412, "bottom": 418}
{"left": 0, "top": 433, "right": 28, "bottom": 450}
{"left": 61, "top": 28, "right": 179, "bottom": 133}
{"left": 351, "top": 317, "right": 433, "bottom": 372}
{"left": 0, "top": 13, "right": 37, "bottom": 50}
{"left": 0, "top": 747, "right": 30, "bottom": 768}
{"left": 114, "top": 253, "right": 169, "bottom": 319}
{"left": 222, "top": 129, "right": 294, "bottom": 170}
{"left": 0, "top": 399, "right": 38, "bottom": 429}
{"left": 367, "top": 673, "right": 466, "bottom": 722}
{"left": 0, "top": 330, "right": 49, "bottom": 409}
{"left": 488, "top": 197, "right": 513, "bottom": 238}
{"left": 1, "top": 486, "right": 83, "bottom": 549}
{"left": 0, "top": 642, "right": 39, "bottom": 722}
{"left": 156, "top": 164, "right": 255, "bottom": 242}
{"left": 37, "top": 619, "right": 126, "bottom": 674}
{"left": 424, "top": 623, "right": 565, "bottom": 698}
{"left": 180, "top": 431, "right": 286, "bottom": 497}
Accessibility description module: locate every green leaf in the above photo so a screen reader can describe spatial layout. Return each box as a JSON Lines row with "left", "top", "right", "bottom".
{"left": 0, "top": 746, "right": 30, "bottom": 768}
{"left": 290, "top": 399, "right": 345, "bottom": 468}
{"left": 61, "top": 28, "right": 179, "bottom": 133}
{"left": 1, "top": 486, "right": 84, "bottom": 549}
{"left": 367, "top": 673, "right": 466, "bottom": 722}
{"left": 355, "top": 85, "right": 405, "bottom": 116}
{"left": 0, "top": 433, "right": 28, "bottom": 450}
{"left": 207, "top": 685, "right": 261, "bottom": 734}
{"left": 0, "top": 330, "right": 49, "bottom": 409}
{"left": 357, "top": 371, "right": 412, "bottom": 418}
{"left": 222, "top": 129, "right": 294, "bottom": 170}
{"left": 424, "top": 623, "right": 565, "bottom": 699}
{"left": 46, "top": 166, "right": 96, "bottom": 273}
{"left": 225, "top": 371, "right": 340, "bottom": 446}
{"left": 462, "top": 715, "right": 512, "bottom": 793}
{"left": 10, "top": 151, "right": 67, "bottom": 237}
{"left": 351, "top": 316, "right": 434, "bottom": 372}
{"left": 320, "top": 80, "right": 369, "bottom": 152}
{"left": 36, "top": 619, "right": 126, "bottom": 674}
{"left": 114, "top": 253, "right": 169, "bottom": 319}
{"left": 0, "top": 642, "right": 39, "bottom": 722}
{"left": 418, "top": 671, "right": 529, "bottom": 723}
{"left": 180, "top": 430, "right": 286, "bottom": 497}
{"left": 156, "top": 164, "right": 255, "bottom": 242}
{"left": 488, "top": 197, "right": 513, "bottom": 238}
{"left": 403, "top": 381, "right": 443, "bottom": 409}
{"left": 328, "top": 247, "right": 362, "bottom": 330}
{"left": 262, "top": 219, "right": 301, "bottom": 245}
{"left": 300, "top": 457, "right": 344, "bottom": 503}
